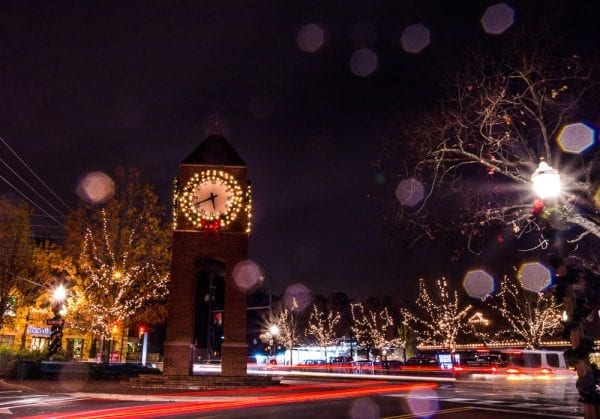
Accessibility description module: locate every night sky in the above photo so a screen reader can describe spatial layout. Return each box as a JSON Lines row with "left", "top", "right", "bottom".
{"left": 1, "top": 1, "right": 599, "bottom": 299}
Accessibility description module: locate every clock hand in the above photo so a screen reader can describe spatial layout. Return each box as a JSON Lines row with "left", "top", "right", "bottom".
{"left": 208, "top": 192, "right": 218, "bottom": 209}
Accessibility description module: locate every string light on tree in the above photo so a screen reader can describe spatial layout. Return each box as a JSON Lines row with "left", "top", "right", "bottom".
{"left": 401, "top": 278, "right": 472, "bottom": 352}
{"left": 307, "top": 304, "right": 341, "bottom": 359}
{"left": 487, "top": 275, "right": 562, "bottom": 349}
{"left": 350, "top": 302, "right": 404, "bottom": 361}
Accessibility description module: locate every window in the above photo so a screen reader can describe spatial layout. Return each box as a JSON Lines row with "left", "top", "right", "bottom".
{"left": 0, "top": 335, "right": 15, "bottom": 347}
{"left": 547, "top": 353, "right": 560, "bottom": 368}
{"left": 31, "top": 337, "right": 49, "bottom": 351}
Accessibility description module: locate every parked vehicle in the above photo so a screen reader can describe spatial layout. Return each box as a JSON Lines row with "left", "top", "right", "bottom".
{"left": 453, "top": 349, "right": 574, "bottom": 379}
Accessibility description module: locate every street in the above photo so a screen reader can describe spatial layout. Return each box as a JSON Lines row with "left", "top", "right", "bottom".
{"left": 0, "top": 374, "right": 583, "bottom": 418}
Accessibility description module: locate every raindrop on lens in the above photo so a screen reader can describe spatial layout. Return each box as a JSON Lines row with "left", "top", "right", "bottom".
{"left": 76, "top": 172, "right": 115, "bottom": 204}
{"left": 233, "top": 260, "right": 263, "bottom": 291}
{"left": 481, "top": 3, "right": 515, "bottom": 35}
{"left": 400, "top": 23, "right": 430, "bottom": 53}
{"left": 395, "top": 178, "right": 424, "bottom": 206}
{"left": 350, "top": 48, "right": 378, "bottom": 77}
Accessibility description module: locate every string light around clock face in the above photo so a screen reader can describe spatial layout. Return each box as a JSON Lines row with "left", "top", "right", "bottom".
{"left": 179, "top": 170, "right": 244, "bottom": 229}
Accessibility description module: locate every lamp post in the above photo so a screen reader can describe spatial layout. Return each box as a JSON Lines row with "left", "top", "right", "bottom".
{"left": 47, "top": 285, "right": 67, "bottom": 360}
{"left": 269, "top": 324, "right": 279, "bottom": 363}
{"left": 531, "top": 161, "right": 600, "bottom": 417}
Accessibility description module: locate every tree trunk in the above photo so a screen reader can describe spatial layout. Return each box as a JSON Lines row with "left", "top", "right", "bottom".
{"left": 556, "top": 241, "right": 600, "bottom": 419}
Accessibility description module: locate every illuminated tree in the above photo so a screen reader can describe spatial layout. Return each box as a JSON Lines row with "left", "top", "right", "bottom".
{"left": 350, "top": 302, "right": 403, "bottom": 361}
{"left": 402, "top": 278, "right": 472, "bottom": 351}
{"left": 487, "top": 275, "right": 562, "bottom": 348}
{"left": 65, "top": 168, "right": 170, "bottom": 347}
{"left": 387, "top": 24, "right": 600, "bottom": 410}
{"left": 267, "top": 305, "right": 305, "bottom": 365}
{"left": 0, "top": 198, "right": 34, "bottom": 330}
{"left": 307, "top": 304, "right": 341, "bottom": 359}
{"left": 389, "top": 30, "right": 600, "bottom": 254}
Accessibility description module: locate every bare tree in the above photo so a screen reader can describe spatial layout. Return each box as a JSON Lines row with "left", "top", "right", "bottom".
{"left": 401, "top": 278, "right": 472, "bottom": 352}
{"left": 389, "top": 27, "right": 600, "bottom": 412}
{"left": 488, "top": 275, "right": 562, "bottom": 348}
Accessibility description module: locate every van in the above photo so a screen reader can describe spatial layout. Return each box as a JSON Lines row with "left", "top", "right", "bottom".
{"left": 454, "top": 349, "right": 574, "bottom": 378}
{"left": 501, "top": 349, "right": 571, "bottom": 374}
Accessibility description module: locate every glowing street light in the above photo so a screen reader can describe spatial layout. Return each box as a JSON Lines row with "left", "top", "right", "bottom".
{"left": 269, "top": 325, "right": 279, "bottom": 361}
{"left": 48, "top": 284, "right": 67, "bottom": 359}
{"left": 531, "top": 161, "right": 561, "bottom": 199}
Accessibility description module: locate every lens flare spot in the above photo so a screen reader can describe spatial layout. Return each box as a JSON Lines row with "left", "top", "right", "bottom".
{"left": 350, "top": 48, "right": 378, "bottom": 77}
{"left": 233, "top": 260, "right": 263, "bottom": 291}
{"left": 481, "top": 3, "right": 515, "bottom": 35}
{"left": 557, "top": 122, "right": 596, "bottom": 154}
{"left": 297, "top": 23, "right": 327, "bottom": 53}
{"left": 76, "top": 171, "right": 115, "bottom": 204}
{"left": 463, "top": 269, "right": 495, "bottom": 300}
{"left": 400, "top": 23, "right": 430, "bottom": 54}
{"left": 395, "top": 178, "right": 424, "bottom": 206}
{"left": 406, "top": 387, "right": 439, "bottom": 418}
{"left": 518, "top": 261, "right": 552, "bottom": 292}
{"left": 284, "top": 283, "right": 312, "bottom": 312}
{"left": 349, "top": 397, "right": 380, "bottom": 419}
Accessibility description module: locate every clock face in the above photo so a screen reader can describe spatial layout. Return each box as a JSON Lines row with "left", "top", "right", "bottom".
{"left": 191, "top": 179, "right": 232, "bottom": 218}
{"left": 180, "top": 170, "right": 243, "bottom": 229}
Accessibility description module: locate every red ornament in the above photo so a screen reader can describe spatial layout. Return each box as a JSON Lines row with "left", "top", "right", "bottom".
{"left": 200, "top": 219, "right": 221, "bottom": 234}
{"left": 532, "top": 199, "right": 545, "bottom": 217}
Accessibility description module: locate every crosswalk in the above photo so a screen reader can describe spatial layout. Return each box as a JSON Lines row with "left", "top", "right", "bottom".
{"left": 386, "top": 393, "right": 584, "bottom": 418}
{"left": 0, "top": 390, "right": 87, "bottom": 416}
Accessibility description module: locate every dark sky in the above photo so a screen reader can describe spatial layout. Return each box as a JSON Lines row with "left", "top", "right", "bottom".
{"left": 1, "top": 1, "right": 598, "bottom": 299}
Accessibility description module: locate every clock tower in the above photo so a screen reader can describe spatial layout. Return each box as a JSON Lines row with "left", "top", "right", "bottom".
{"left": 163, "top": 129, "right": 251, "bottom": 377}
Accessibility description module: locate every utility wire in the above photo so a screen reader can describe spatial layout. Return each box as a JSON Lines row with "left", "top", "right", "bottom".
{"left": 0, "top": 136, "right": 72, "bottom": 212}
{"left": 0, "top": 173, "right": 64, "bottom": 227}
{"left": 0, "top": 155, "right": 66, "bottom": 220}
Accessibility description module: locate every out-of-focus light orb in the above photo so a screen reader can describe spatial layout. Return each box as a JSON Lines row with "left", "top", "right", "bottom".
{"left": 284, "top": 283, "right": 312, "bottom": 312}
{"left": 297, "top": 23, "right": 326, "bottom": 53}
{"left": 233, "top": 260, "right": 262, "bottom": 291}
{"left": 463, "top": 269, "right": 495, "bottom": 300}
{"left": 481, "top": 3, "right": 515, "bottom": 35}
{"left": 76, "top": 171, "right": 115, "bottom": 204}
{"left": 349, "top": 21, "right": 377, "bottom": 48}
{"left": 518, "top": 261, "right": 552, "bottom": 292}
{"left": 406, "top": 387, "right": 439, "bottom": 418}
{"left": 395, "top": 178, "right": 424, "bottom": 206}
{"left": 400, "top": 23, "right": 430, "bottom": 54}
{"left": 350, "top": 48, "right": 378, "bottom": 77}
{"left": 349, "top": 397, "right": 380, "bottom": 419}
{"left": 557, "top": 122, "right": 596, "bottom": 154}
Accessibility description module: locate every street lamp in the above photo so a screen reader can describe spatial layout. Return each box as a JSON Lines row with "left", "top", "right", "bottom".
{"left": 531, "top": 160, "right": 561, "bottom": 199}
{"left": 47, "top": 284, "right": 67, "bottom": 359}
{"left": 532, "top": 161, "right": 600, "bottom": 414}
{"left": 269, "top": 325, "right": 279, "bottom": 362}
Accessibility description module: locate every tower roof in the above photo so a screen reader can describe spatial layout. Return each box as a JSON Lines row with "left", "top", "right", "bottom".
{"left": 181, "top": 133, "right": 246, "bottom": 166}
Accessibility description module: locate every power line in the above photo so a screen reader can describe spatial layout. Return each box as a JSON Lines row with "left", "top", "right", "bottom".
{"left": 0, "top": 155, "right": 66, "bottom": 220}
{"left": 0, "top": 173, "right": 64, "bottom": 227}
{"left": 0, "top": 136, "right": 72, "bottom": 213}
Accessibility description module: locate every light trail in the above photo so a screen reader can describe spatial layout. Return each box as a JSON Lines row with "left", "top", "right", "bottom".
{"left": 20, "top": 382, "right": 437, "bottom": 419}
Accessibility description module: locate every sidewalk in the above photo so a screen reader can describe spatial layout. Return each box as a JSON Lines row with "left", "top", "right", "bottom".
{"left": 0, "top": 377, "right": 254, "bottom": 401}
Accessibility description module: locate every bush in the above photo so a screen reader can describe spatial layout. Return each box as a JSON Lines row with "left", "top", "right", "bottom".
{"left": 0, "top": 347, "right": 46, "bottom": 379}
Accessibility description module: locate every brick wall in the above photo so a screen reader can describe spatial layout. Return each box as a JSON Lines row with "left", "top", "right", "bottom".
{"left": 163, "top": 231, "right": 248, "bottom": 377}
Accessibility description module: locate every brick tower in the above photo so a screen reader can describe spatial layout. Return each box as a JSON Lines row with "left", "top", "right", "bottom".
{"left": 163, "top": 130, "right": 251, "bottom": 377}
